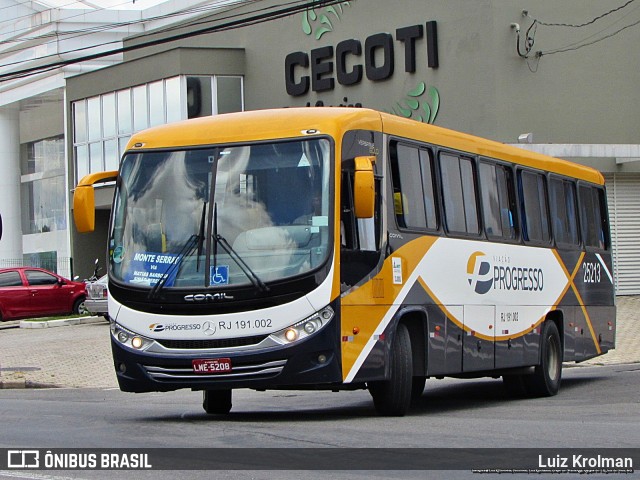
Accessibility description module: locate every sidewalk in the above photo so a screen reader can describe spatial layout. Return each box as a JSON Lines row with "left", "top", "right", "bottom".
{"left": 0, "top": 317, "right": 117, "bottom": 389}
{"left": 0, "top": 298, "right": 638, "bottom": 389}
{"left": 581, "top": 295, "right": 639, "bottom": 366}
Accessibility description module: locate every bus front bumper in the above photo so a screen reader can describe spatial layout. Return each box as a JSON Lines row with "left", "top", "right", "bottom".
{"left": 110, "top": 322, "right": 343, "bottom": 393}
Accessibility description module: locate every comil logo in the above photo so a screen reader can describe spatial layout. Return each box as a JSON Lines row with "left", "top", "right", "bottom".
{"left": 467, "top": 251, "right": 493, "bottom": 294}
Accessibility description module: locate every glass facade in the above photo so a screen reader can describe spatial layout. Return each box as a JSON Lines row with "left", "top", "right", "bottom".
{"left": 20, "top": 136, "right": 67, "bottom": 235}
{"left": 72, "top": 75, "right": 244, "bottom": 183}
{"left": 23, "top": 251, "right": 58, "bottom": 274}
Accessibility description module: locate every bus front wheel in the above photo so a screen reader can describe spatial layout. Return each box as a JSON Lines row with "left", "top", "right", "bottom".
{"left": 523, "top": 321, "right": 562, "bottom": 397}
{"left": 203, "top": 389, "right": 232, "bottom": 414}
{"left": 368, "top": 323, "right": 413, "bottom": 416}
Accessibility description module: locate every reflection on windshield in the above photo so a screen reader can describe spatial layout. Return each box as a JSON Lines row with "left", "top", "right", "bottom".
{"left": 109, "top": 139, "right": 331, "bottom": 290}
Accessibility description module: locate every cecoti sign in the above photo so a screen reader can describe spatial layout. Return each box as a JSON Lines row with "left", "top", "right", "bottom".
{"left": 285, "top": 22, "right": 439, "bottom": 96}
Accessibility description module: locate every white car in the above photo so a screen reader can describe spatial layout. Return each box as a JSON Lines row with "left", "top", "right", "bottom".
{"left": 85, "top": 274, "right": 108, "bottom": 319}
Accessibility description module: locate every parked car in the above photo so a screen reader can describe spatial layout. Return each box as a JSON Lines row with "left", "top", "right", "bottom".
{"left": 85, "top": 274, "right": 108, "bottom": 319}
{"left": 0, "top": 267, "right": 87, "bottom": 321}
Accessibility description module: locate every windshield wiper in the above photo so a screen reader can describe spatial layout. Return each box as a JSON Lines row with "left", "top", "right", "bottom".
{"left": 147, "top": 233, "right": 197, "bottom": 299}
{"left": 204, "top": 153, "right": 266, "bottom": 293}
{"left": 213, "top": 233, "right": 269, "bottom": 293}
{"left": 148, "top": 202, "right": 207, "bottom": 299}
{"left": 211, "top": 203, "right": 269, "bottom": 293}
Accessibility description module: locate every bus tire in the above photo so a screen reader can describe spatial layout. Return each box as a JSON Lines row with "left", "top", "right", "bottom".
{"left": 203, "top": 389, "right": 232, "bottom": 414}
{"left": 523, "top": 321, "right": 562, "bottom": 397}
{"left": 368, "top": 323, "right": 413, "bottom": 416}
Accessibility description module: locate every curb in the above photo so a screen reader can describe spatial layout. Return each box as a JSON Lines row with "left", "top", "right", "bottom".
{"left": 0, "top": 369, "right": 26, "bottom": 389}
{"left": 19, "top": 316, "right": 107, "bottom": 329}
{"left": 0, "top": 377, "right": 26, "bottom": 389}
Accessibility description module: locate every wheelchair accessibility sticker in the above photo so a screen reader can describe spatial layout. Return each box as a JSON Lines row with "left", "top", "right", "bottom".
{"left": 210, "top": 265, "right": 229, "bottom": 285}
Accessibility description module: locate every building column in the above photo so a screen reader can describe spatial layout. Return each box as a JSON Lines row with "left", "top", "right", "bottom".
{"left": 0, "top": 106, "right": 23, "bottom": 263}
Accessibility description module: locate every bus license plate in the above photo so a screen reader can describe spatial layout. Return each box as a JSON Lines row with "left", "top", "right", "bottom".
{"left": 192, "top": 358, "right": 232, "bottom": 374}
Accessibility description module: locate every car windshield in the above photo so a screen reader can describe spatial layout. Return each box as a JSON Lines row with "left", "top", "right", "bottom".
{"left": 109, "top": 138, "right": 332, "bottom": 290}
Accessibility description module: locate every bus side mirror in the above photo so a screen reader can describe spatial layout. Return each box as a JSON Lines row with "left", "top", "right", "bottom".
{"left": 353, "top": 156, "right": 376, "bottom": 219}
{"left": 73, "top": 185, "right": 96, "bottom": 233}
{"left": 73, "top": 171, "right": 119, "bottom": 233}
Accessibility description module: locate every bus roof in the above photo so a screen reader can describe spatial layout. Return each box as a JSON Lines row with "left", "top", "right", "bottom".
{"left": 127, "top": 107, "right": 382, "bottom": 150}
{"left": 378, "top": 111, "right": 604, "bottom": 185}
{"left": 127, "top": 107, "right": 604, "bottom": 185}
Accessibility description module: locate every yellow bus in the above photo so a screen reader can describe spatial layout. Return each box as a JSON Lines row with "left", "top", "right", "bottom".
{"left": 74, "top": 107, "right": 615, "bottom": 416}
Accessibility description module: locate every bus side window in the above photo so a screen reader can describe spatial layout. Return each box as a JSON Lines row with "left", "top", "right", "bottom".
{"left": 439, "top": 153, "right": 480, "bottom": 235}
{"left": 579, "top": 185, "right": 609, "bottom": 250}
{"left": 479, "top": 161, "right": 517, "bottom": 241}
{"left": 519, "top": 170, "right": 551, "bottom": 244}
{"left": 389, "top": 142, "right": 437, "bottom": 230}
{"left": 549, "top": 177, "right": 580, "bottom": 246}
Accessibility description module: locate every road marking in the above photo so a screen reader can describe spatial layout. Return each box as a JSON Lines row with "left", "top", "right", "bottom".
{"left": 0, "top": 472, "right": 78, "bottom": 480}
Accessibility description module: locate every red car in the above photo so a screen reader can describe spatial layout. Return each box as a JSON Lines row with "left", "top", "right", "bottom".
{"left": 0, "top": 267, "right": 87, "bottom": 321}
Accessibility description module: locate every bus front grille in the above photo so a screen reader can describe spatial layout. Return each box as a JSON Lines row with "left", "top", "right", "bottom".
{"left": 142, "top": 359, "right": 287, "bottom": 382}
{"left": 155, "top": 335, "right": 269, "bottom": 350}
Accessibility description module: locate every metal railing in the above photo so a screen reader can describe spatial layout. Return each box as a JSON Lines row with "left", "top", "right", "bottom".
{"left": 0, "top": 257, "right": 73, "bottom": 279}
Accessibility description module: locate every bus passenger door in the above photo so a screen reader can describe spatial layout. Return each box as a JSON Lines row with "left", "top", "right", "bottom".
{"left": 462, "top": 305, "right": 495, "bottom": 372}
{"left": 339, "top": 171, "right": 382, "bottom": 289}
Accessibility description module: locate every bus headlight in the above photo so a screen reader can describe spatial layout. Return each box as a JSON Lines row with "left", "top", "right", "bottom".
{"left": 272, "top": 306, "right": 334, "bottom": 344}
{"left": 111, "top": 323, "right": 153, "bottom": 351}
{"left": 285, "top": 328, "right": 299, "bottom": 342}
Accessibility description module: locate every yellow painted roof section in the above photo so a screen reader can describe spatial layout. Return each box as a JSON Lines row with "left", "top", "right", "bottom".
{"left": 126, "top": 107, "right": 382, "bottom": 149}
{"left": 127, "top": 107, "right": 603, "bottom": 185}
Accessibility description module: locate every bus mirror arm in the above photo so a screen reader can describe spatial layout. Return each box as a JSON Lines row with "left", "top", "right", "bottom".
{"left": 353, "top": 156, "right": 376, "bottom": 219}
{"left": 73, "top": 170, "right": 119, "bottom": 233}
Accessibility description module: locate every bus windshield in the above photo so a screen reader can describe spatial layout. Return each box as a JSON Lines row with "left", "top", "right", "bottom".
{"left": 109, "top": 138, "right": 332, "bottom": 290}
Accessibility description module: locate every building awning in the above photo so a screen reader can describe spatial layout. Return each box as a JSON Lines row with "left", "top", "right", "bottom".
{"left": 509, "top": 144, "right": 640, "bottom": 166}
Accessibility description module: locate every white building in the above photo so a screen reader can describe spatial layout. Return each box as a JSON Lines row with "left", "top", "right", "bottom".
{"left": 0, "top": 0, "right": 232, "bottom": 278}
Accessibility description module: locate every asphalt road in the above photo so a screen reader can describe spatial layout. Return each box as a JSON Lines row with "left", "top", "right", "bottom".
{"left": 0, "top": 363, "right": 638, "bottom": 480}
{"left": 1, "top": 297, "right": 639, "bottom": 480}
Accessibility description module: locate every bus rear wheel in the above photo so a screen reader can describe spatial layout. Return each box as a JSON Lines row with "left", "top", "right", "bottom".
{"left": 203, "top": 389, "right": 232, "bottom": 414}
{"left": 368, "top": 323, "right": 413, "bottom": 416}
{"left": 523, "top": 321, "right": 562, "bottom": 397}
